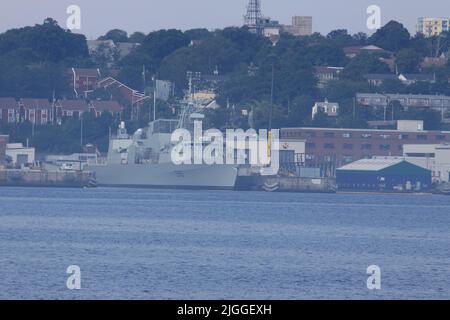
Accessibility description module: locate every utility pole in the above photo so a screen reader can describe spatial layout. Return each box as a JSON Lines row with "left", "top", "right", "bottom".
{"left": 80, "top": 115, "right": 83, "bottom": 147}
{"left": 269, "top": 62, "right": 274, "bottom": 130}
{"left": 153, "top": 76, "right": 157, "bottom": 121}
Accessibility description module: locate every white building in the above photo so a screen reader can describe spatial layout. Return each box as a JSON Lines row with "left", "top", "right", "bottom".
{"left": 403, "top": 144, "right": 450, "bottom": 183}
{"left": 312, "top": 99, "right": 339, "bottom": 119}
{"left": 374, "top": 143, "right": 450, "bottom": 182}
{"left": 5, "top": 143, "right": 35, "bottom": 167}
{"left": 397, "top": 120, "right": 424, "bottom": 132}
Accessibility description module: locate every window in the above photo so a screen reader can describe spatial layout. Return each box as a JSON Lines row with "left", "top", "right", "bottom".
{"left": 324, "top": 132, "right": 335, "bottom": 138}
{"left": 343, "top": 144, "right": 353, "bottom": 150}
{"left": 304, "top": 131, "right": 316, "bottom": 137}
{"left": 380, "top": 134, "right": 391, "bottom": 139}
{"left": 361, "top": 144, "right": 372, "bottom": 150}
{"left": 324, "top": 143, "right": 335, "bottom": 149}
{"left": 417, "top": 135, "right": 428, "bottom": 141}
{"left": 436, "top": 135, "right": 446, "bottom": 141}
{"left": 399, "top": 134, "right": 409, "bottom": 140}
{"left": 361, "top": 133, "right": 372, "bottom": 139}
{"left": 342, "top": 133, "right": 352, "bottom": 138}
{"left": 306, "top": 143, "right": 316, "bottom": 149}
{"left": 379, "top": 144, "right": 390, "bottom": 151}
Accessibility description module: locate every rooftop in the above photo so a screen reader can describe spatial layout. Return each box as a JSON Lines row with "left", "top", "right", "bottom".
{"left": 91, "top": 100, "right": 123, "bottom": 112}
{"left": 70, "top": 68, "right": 101, "bottom": 78}
{"left": 0, "top": 97, "right": 18, "bottom": 109}
{"left": 364, "top": 74, "right": 398, "bottom": 80}
{"left": 20, "top": 98, "right": 51, "bottom": 109}
{"left": 337, "top": 158, "right": 405, "bottom": 171}
{"left": 56, "top": 99, "right": 88, "bottom": 111}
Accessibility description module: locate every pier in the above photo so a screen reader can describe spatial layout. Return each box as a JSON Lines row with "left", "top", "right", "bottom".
{"left": 0, "top": 169, "right": 95, "bottom": 188}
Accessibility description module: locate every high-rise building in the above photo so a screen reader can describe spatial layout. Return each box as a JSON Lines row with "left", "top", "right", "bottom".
{"left": 417, "top": 17, "right": 450, "bottom": 37}
{"left": 282, "top": 16, "right": 313, "bottom": 36}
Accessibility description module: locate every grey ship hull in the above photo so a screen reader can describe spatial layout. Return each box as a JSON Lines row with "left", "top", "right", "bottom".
{"left": 87, "top": 163, "right": 238, "bottom": 190}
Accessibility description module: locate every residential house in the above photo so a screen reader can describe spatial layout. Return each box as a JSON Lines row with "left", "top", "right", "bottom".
{"left": 89, "top": 100, "right": 123, "bottom": 117}
{"left": 343, "top": 45, "right": 389, "bottom": 59}
{"left": 356, "top": 93, "right": 450, "bottom": 122}
{"left": 312, "top": 99, "right": 339, "bottom": 119}
{"left": 69, "top": 68, "right": 101, "bottom": 98}
{"left": 364, "top": 74, "right": 398, "bottom": 86}
{"left": 97, "top": 77, "right": 149, "bottom": 105}
{"left": 398, "top": 73, "right": 436, "bottom": 85}
{"left": 421, "top": 55, "right": 448, "bottom": 69}
{"left": 314, "top": 66, "right": 344, "bottom": 88}
{"left": 19, "top": 98, "right": 52, "bottom": 125}
{"left": 0, "top": 97, "right": 18, "bottom": 124}
{"left": 55, "top": 99, "right": 89, "bottom": 122}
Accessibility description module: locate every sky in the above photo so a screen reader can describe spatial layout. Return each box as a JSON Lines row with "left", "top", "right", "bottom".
{"left": 1, "top": 0, "right": 450, "bottom": 39}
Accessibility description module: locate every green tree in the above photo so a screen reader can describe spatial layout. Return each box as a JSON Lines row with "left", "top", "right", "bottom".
{"left": 98, "top": 29, "right": 128, "bottom": 43}
{"left": 340, "top": 52, "right": 391, "bottom": 81}
{"left": 396, "top": 48, "right": 422, "bottom": 73}
{"left": 370, "top": 20, "right": 411, "bottom": 52}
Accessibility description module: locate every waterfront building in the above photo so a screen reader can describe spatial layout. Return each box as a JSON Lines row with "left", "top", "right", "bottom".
{"left": 281, "top": 120, "right": 450, "bottom": 167}
{"left": 398, "top": 143, "right": 450, "bottom": 183}
{"left": 5, "top": 143, "right": 35, "bottom": 167}
{"left": 336, "top": 158, "right": 432, "bottom": 192}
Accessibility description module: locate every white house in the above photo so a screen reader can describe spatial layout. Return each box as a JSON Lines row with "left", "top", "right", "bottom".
{"left": 312, "top": 99, "right": 339, "bottom": 119}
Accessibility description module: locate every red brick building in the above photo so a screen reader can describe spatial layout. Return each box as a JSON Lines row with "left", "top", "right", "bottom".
{"left": 19, "top": 98, "right": 53, "bottom": 125}
{"left": 55, "top": 99, "right": 88, "bottom": 121}
{"left": 0, "top": 97, "right": 18, "bottom": 124}
{"left": 89, "top": 100, "right": 123, "bottom": 117}
{"left": 281, "top": 125, "right": 450, "bottom": 167}
{"left": 97, "top": 77, "right": 149, "bottom": 105}
{"left": 69, "top": 68, "right": 101, "bottom": 98}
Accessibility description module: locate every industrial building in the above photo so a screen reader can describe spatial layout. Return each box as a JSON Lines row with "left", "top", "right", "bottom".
{"left": 5, "top": 143, "right": 35, "bottom": 167}
{"left": 336, "top": 158, "right": 432, "bottom": 192}
{"left": 281, "top": 120, "right": 450, "bottom": 167}
{"left": 373, "top": 143, "right": 450, "bottom": 183}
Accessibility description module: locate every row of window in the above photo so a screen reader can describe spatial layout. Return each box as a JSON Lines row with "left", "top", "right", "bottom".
{"left": 283, "top": 131, "right": 448, "bottom": 141}
{"left": 306, "top": 143, "right": 403, "bottom": 151}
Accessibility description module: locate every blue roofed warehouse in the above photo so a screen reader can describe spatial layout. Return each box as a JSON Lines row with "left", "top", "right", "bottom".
{"left": 336, "top": 158, "right": 432, "bottom": 192}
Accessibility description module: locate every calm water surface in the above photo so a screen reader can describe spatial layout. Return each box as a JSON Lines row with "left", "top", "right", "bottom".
{"left": 0, "top": 187, "right": 449, "bottom": 299}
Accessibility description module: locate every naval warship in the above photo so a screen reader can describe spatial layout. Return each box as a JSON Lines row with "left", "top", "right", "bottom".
{"left": 86, "top": 118, "right": 237, "bottom": 189}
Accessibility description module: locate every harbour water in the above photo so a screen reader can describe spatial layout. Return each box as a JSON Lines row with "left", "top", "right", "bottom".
{"left": 0, "top": 187, "right": 449, "bottom": 300}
